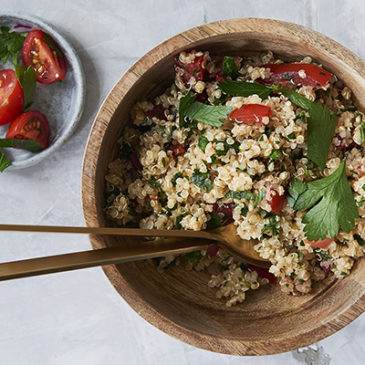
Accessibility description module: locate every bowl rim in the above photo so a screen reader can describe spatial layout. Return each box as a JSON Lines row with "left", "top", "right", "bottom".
{"left": 0, "top": 10, "right": 85, "bottom": 170}
{"left": 81, "top": 18, "right": 365, "bottom": 355}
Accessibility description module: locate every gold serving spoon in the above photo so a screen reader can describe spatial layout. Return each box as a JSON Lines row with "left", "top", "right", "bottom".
{"left": 0, "top": 223, "right": 269, "bottom": 281}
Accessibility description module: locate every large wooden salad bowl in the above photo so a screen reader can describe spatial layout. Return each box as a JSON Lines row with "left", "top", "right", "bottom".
{"left": 82, "top": 18, "right": 365, "bottom": 355}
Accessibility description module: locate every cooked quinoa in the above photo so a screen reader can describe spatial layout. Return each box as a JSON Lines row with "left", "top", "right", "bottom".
{"left": 104, "top": 50, "right": 365, "bottom": 306}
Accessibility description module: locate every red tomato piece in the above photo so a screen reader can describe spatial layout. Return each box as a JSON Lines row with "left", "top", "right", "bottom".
{"left": 332, "top": 134, "right": 355, "bottom": 149}
{"left": 130, "top": 151, "right": 143, "bottom": 172}
{"left": 6, "top": 110, "right": 50, "bottom": 150}
{"left": 207, "top": 245, "right": 219, "bottom": 259}
{"left": 174, "top": 54, "right": 206, "bottom": 85}
{"left": 171, "top": 144, "right": 186, "bottom": 158}
{"left": 0, "top": 69, "right": 24, "bottom": 126}
{"left": 150, "top": 195, "right": 158, "bottom": 201}
{"left": 246, "top": 263, "right": 276, "bottom": 284}
{"left": 269, "top": 190, "right": 286, "bottom": 214}
{"left": 212, "top": 202, "right": 234, "bottom": 225}
{"left": 261, "top": 63, "right": 332, "bottom": 88}
{"left": 304, "top": 237, "right": 333, "bottom": 249}
{"left": 229, "top": 104, "right": 272, "bottom": 125}
{"left": 22, "top": 29, "right": 67, "bottom": 84}
{"left": 145, "top": 105, "right": 167, "bottom": 121}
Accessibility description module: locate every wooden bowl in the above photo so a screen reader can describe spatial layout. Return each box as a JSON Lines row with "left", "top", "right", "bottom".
{"left": 82, "top": 18, "right": 365, "bottom": 355}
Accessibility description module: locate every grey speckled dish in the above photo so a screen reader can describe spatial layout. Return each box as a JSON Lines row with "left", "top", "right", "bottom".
{"left": 0, "top": 11, "right": 85, "bottom": 170}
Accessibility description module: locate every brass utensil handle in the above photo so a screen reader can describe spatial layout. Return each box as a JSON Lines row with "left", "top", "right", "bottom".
{"left": 0, "top": 224, "right": 215, "bottom": 240}
{"left": 0, "top": 240, "right": 210, "bottom": 281}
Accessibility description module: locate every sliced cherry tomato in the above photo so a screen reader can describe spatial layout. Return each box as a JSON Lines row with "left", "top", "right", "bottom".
{"left": 229, "top": 104, "right": 272, "bottom": 125}
{"left": 171, "top": 144, "right": 186, "bottom": 158}
{"left": 246, "top": 263, "right": 276, "bottom": 284}
{"left": 6, "top": 110, "right": 50, "bottom": 150}
{"left": 207, "top": 244, "right": 219, "bottom": 259}
{"left": 0, "top": 69, "right": 24, "bottom": 126}
{"left": 269, "top": 190, "right": 286, "bottom": 214}
{"left": 261, "top": 63, "right": 332, "bottom": 88}
{"left": 174, "top": 53, "right": 206, "bottom": 85}
{"left": 145, "top": 105, "right": 167, "bottom": 121}
{"left": 304, "top": 237, "right": 333, "bottom": 249}
{"left": 22, "top": 29, "right": 67, "bottom": 84}
{"left": 150, "top": 195, "right": 158, "bottom": 201}
{"left": 212, "top": 203, "right": 234, "bottom": 225}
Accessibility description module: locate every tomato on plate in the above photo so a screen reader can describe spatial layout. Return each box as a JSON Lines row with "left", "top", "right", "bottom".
{"left": 6, "top": 110, "right": 50, "bottom": 150}
{"left": 0, "top": 69, "right": 24, "bottom": 126}
{"left": 304, "top": 237, "right": 333, "bottom": 249}
{"left": 22, "top": 29, "right": 67, "bottom": 84}
{"left": 229, "top": 104, "right": 272, "bottom": 125}
{"left": 269, "top": 190, "right": 286, "bottom": 214}
{"left": 260, "top": 63, "right": 332, "bottom": 88}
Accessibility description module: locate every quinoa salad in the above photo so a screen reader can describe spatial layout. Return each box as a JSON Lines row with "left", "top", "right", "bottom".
{"left": 104, "top": 50, "right": 365, "bottom": 307}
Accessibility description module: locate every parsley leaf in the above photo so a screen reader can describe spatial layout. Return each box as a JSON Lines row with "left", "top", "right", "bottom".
{"left": 184, "top": 102, "right": 232, "bottom": 127}
{"left": 179, "top": 91, "right": 196, "bottom": 128}
{"left": 225, "top": 190, "right": 254, "bottom": 200}
{"left": 176, "top": 213, "right": 187, "bottom": 229}
{"left": 15, "top": 65, "right": 36, "bottom": 108}
{"left": 222, "top": 56, "right": 239, "bottom": 78}
{"left": 269, "top": 149, "right": 281, "bottom": 160}
{"left": 360, "top": 123, "right": 365, "bottom": 143}
{"left": 288, "top": 161, "right": 359, "bottom": 240}
{"left": 0, "top": 138, "right": 42, "bottom": 152}
{"left": 198, "top": 135, "right": 209, "bottom": 152}
{"left": 207, "top": 212, "right": 223, "bottom": 229}
{"left": 147, "top": 179, "right": 162, "bottom": 189}
{"left": 172, "top": 172, "right": 185, "bottom": 186}
{"left": 253, "top": 189, "right": 266, "bottom": 207}
{"left": 0, "top": 151, "right": 11, "bottom": 172}
{"left": 218, "top": 80, "right": 272, "bottom": 99}
{"left": 191, "top": 169, "right": 213, "bottom": 192}
{"left": 0, "top": 26, "right": 26, "bottom": 65}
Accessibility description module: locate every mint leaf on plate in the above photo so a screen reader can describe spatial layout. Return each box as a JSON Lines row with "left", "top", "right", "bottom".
{"left": 0, "top": 151, "right": 11, "bottom": 172}
{"left": 184, "top": 102, "right": 232, "bottom": 127}
{"left": 222, "top": 56, "right": 239, "bottom": 78}
{"left": 288, "top": 161, "right": 359, "bottom": 240}
{"left": 0, "top": 138, "right": 42, "bottom": 152}
{"left": 15, "top": 65, "right": 36, "bottom": 108}
{"left": 218, "top": 80, "right": 272, "bottom": 99}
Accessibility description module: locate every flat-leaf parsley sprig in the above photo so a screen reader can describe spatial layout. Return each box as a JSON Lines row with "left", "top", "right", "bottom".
{"left": 287, "top": 161, "right": 358, "bottom": 241}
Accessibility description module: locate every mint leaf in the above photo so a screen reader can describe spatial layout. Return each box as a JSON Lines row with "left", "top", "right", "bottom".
{"left": 279, "top": 88, "right": 313, "bottom": 110}
{"left": 288, "top": 161, "right": 359, "bottom": 240}
{"left": 222, "top": 56, "right": 239, "bottom": 78}
{"left": 207, "top": 212, "right": 223, "bottom": 229}
{"left": 218, "top": 80, "right": 272, "bottom": 99}
{"left": 191, "top": 169, "right": 213, "bottom": 192}
{"left": 179, "top": 91, "right": 196, "bottom": 128}
{"left": 15, "top": 65, "right": 36, "bottom": 108}
{"left": 0, "top": 151, "right": 11, "bottom": 172}
{"left": 184, "top": 102, "right": 232, "bottom": 127}
{"left": 0, "top": 138, "right": 42, "bottom": 152}
{"left": 43, "top": 34, "right": 64, "bottom": 58}
{"left": 198, "top": 135, "right": 209, "bottom": 152}
{"left": 0, "top": 26, "right": 26, "bottom": 65}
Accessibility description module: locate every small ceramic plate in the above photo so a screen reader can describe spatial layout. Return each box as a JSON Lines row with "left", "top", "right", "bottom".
{"left": 0, "top": 11, "right": 85, "bottom": 169}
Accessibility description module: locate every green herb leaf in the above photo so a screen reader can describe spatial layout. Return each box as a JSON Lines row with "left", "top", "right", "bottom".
{"left": 43, "top": 33, "right": 64, "bottom": 58}
{"left": 269, "top": 149, "right": 281, "bottom": 160}
{"left": 198, "top": 135, "right": 209, "bottom": 152}
{"left": 0, "top": 138, "right": 42, "bottom": 152}
{"left": 360, "top": 123, "right": 365, "bottom": 143}
{"left": 225, "top": 190, "right": 254, "bottom": 200}
{"left": 179, "top": 91, "right": 197, "bottom": 128}
{"left": 207, "top": 212, "right": 223, "bottom": 229}
{"left": 279, "top": 88, "right": 314, "bottom": 110}
{"left": 253, "top": 189, "right": 266, "bottom": 207}
{"left": 185, "top": 251, "right": 203, "bottom": 262}
{"left": 222, "top": 56, "right": 239, "bottom": 78}
{"left": 172, "top": 172, "right": 184, "bottom": 186}
{"left": 15, "top": 65, "right": 36, "bottom": 108}
{"left": 261, "top": 214, "right": 280, "bottom": 236}
{"left": 218, "top": 80, "right": 272, "bottom": 99}
{"left": 0, "top": 26, "right": 27, "bottom": 65}
{"left": 354, "top": 234, "right": 365, "bottom": 246}
{"left": 240, "top": 204, "right": 248, "bottom": 217}
{"left": 147, "top": 179, "right": 161, "bottom": 189}
{"left": 288, "top": 161, "right": 359, "bottom": 240}
{"left": 176, "top": 213, "right": 187, "bottom": 229}
{"left": 0, "top": 151, "right": 11, "bottom": 172}
{"left": 191, "top": 169, "right": 213, "bottom": 192}
{"left": 184, "top": 102, "right": 232, "bottom": 127}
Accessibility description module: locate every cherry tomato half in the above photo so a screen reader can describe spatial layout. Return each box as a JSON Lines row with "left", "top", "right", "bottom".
{"left": 22, "top": 30, "right": 67, "bottom": 84}
{"left": 229, "top": 104, "right": 272, "bottom": 125}
{"left": 261, "top": 63, "right": 332, "bottom": 88}
{"left": 304, "top": 237, "right": 333, "bottom": 249}
{"left": 6, "top": 110, "right": 50, "bottom": 150}
{"left": 269, "top": 190, "right": 286, "bottom": 214}
{"left": 0, "top": 69, "right": 24, "bottom": 126}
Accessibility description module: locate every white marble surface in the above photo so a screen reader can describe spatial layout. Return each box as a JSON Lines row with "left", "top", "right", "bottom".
{"left": 0, "top": 0, "right": 364, "bottom": 364}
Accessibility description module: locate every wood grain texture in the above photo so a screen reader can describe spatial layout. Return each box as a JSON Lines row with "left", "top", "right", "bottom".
{"left": 81, "top": 18, "right": 365, "bottom": 355}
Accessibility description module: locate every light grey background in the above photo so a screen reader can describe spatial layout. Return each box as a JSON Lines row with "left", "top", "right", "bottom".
{"left": 0, "top": 0, "right": 364, "bottom": 364}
